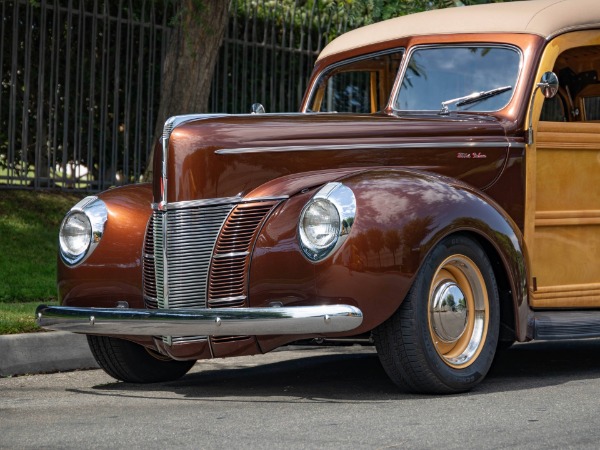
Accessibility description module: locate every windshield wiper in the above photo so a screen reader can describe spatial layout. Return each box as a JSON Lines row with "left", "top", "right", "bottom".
{"left": 439, "top": 85, "right": 512, "bottom": 115}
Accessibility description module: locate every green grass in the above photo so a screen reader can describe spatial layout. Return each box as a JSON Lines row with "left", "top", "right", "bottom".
{"left": 0, "top": 189, "right": 82, "bottom": 333}
{"left": 0, "top": 301, "right": 58, "bottom": 334}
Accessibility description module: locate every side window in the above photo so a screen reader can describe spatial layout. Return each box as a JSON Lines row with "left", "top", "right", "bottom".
{"left": 308, "top": 50, "right": 403, "bottom": 113}
{"left": 541, "top": 45, "right": 600, "bottom": 121}
{"left": 540, "top": 95, "right": 567, "bottom": 122}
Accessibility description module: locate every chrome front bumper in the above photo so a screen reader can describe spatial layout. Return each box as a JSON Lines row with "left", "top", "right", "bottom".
{"left": 35, "top": 304, "right": 363, "bottom": 336}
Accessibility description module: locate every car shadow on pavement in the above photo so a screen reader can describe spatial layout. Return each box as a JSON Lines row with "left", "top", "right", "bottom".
{"left": 85, "top": 339, "right": 600, "bottom": 401}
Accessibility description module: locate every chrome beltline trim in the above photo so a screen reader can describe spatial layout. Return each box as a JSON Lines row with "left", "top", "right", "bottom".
{"left": 36, "top": 304, "right": 364, "bottom": 336}
{"left": 152, "top": 195, "right": 288, "bottom": 211}
{"left": 215, "top": 141, "right": 523, "bottom": 155}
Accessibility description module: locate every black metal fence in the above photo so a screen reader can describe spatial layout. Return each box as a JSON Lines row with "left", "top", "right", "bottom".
{"left": 210, "top": 1, "right": 347, "bottom": 114}
{"left": 1, "top": 0, "right": 346, "bottom": 191}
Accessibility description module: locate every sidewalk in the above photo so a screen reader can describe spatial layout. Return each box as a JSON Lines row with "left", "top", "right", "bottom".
{"left": 0, "top": 331, "right": 98, "bottom": 377}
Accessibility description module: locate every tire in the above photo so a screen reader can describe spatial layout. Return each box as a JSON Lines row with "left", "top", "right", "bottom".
{"left": 87, "top": 335, "right": 196, "bottom": 383}
{"left": 373, "top": 235, "right": 499, "bottom": 394}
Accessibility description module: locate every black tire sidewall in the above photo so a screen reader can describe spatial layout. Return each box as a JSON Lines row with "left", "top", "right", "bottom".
{"left": 413, "top": 235, "right": 500, "bottom": 391}
{"left": 88, "top": 335, "right": 195, "bottom": 383}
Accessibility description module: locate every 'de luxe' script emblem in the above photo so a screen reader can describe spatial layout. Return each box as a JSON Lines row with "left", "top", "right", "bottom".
{"left": 457, "top": 152, "right": 488, "bottom": 159}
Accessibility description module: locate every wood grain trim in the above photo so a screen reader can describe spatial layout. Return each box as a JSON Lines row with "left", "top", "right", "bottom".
{"left": 536, "top": 139, "right": 600, "bottom": 150}
{"left": 535, "top": 210, "right": 600, "bottom": 226}
{"left": 530, "top": 283, "right": 600, "bottom": 308}
{"left": 537, "top": 122, "right": 600, "bottom": 149}
{"left": 535, "top": 282, "right": 600, "bottom": 294}
{"left": 537, "top": 121, "right": 600, "bottom": 133}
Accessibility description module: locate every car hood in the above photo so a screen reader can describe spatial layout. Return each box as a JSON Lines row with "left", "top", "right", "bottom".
{"left": 154, "top": 112, "right": 516, "bottom": 204}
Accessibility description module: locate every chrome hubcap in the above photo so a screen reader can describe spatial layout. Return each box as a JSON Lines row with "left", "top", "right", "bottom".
{"left": 430, "top": 281, "right": 468, "bottom": 342}
{"left": 428, "top": 255, "right": 489, "bottom": 369}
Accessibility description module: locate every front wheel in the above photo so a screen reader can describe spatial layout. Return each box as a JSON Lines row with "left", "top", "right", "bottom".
{"left": 87, "top": 335, "right": 196, "bottom": 383}
{"left": 373, "top": 235, "right": 499, "bottom": 394}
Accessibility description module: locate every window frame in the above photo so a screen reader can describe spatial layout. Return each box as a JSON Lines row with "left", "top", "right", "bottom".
{"left": 391, "top": 43, "right": 524, "bottom": 114}
{"left": 303, "top": 48, "right": 405, "bottom": 114}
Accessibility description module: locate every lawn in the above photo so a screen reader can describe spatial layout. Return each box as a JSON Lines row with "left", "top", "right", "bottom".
{"left": 0, "top": 189, "right": 82, "bottom": 333}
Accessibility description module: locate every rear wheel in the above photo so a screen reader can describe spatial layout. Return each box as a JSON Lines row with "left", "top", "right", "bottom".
{"left": 373, "top": 235, "right": 499, "bottom": 394}
{"left": 87, "top": 335, "right": 195, "bottom": 383}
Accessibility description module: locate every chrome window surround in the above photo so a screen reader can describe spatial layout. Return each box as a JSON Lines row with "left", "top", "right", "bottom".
{"left": 389, "top": 43, "right": 524, "bottom": 114}
{"left": 298, "top": 182, "right": 356, "bottom": 262}
{"left": 302, "top": 48, "right": 406, "bottom": 114}
{"left": 59, "top": 196, "right": 108, "bottom": 267}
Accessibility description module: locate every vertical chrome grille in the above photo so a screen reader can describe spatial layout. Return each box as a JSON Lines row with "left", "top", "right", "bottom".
{"left": 143, "top": 198, "right": 280, "bottom": 345}
{"left": 155, "top": 204, "right": 234, "bottom": 310}
{"left": 153, "top": 204, "right": 233, "bottom": 345}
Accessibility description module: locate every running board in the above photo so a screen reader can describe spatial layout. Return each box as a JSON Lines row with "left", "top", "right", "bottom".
{"left": 532, "top": 311, "right": 600, "bottom": 340}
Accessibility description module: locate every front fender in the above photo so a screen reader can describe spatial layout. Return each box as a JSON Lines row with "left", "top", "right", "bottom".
{"left": 57, "top": 184, "right": 153, "bottom": 308}
{"left": 250, "top": 168, "right": 527, "bottom": 342}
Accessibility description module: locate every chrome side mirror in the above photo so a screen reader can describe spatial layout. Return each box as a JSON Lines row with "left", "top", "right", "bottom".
{"left": 527, "top": 71, "right": 559, "bottom": 145}
{"left": 251, "top": 103, "right": 265, "bottom": 114}
{"left": 538, "top": 71, "right": 559, "bottom": 99}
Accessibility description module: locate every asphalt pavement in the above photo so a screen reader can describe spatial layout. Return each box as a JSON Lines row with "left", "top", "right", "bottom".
{"left": 0, "top": 331, "right": 98, "bottom": 377}
{"left": 2, "top": 341, "right": 600, "bottom": 449}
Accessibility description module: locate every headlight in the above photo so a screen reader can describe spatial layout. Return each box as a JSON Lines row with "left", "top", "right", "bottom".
{"left": 59, "top": 212, "right": 92, "bottom": 258}
{"left": 299, "top": 182, "right": 356, "bottom": 261}
{"left": 59, "top": 196, "right": 108, "bottom": 266}
{"left": 301, "top": 199, "right": 340, "bottom": 249}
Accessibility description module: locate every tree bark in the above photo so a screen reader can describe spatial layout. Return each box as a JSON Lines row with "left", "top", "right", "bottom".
{"left": 144, "top": 0, "right": 229, "bottom": 182}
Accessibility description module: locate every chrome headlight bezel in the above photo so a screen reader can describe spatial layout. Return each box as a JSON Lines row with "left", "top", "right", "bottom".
{"left": 298, "top": 182, "right": 356, "bottom": 262}
{"left": 59, "top": 196, "right": 108, "bottom": 267}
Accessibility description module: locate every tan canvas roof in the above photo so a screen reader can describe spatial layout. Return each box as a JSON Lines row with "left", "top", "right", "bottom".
{"left": 318, "top": 0, "right": 600, "bottom": 61}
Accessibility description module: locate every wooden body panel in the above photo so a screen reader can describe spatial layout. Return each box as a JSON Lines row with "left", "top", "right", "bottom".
{"left": 531, "top": 121, "right": 600, "bottom": 307}
{"left": 526, "top": 31, "right": 600, "bottom": 309}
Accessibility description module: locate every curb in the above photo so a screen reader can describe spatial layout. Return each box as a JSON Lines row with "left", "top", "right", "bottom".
{"left": 0, "top": 331, "right": 98, "bottom": 377}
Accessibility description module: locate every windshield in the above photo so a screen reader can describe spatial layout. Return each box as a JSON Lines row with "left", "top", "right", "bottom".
{"left": 394, "top": 46, "right": 521, "bottom": 113}
{"left": 307, "top": 50, "right": 404, "bottom": 113}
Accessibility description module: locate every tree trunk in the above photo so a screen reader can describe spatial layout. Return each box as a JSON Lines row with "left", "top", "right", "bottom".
{"left": 144, "top": 0, "right": 229, "bottom": 182}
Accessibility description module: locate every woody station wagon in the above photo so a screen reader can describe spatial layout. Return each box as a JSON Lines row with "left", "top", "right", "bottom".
{"left": 37, "top": 0, "right": 600, "bottom": 394}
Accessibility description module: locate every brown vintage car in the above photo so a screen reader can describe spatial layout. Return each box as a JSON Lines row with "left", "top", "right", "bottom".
{"left": 38, "top": 0, "right": 600, "bottom": 394}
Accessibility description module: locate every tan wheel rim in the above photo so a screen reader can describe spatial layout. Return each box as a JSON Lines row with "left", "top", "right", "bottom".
{"left": 427, "top": 254, "right": 489, "bottom": 369}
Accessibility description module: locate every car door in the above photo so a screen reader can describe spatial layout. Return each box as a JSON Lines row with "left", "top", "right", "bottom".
{"left": 527, "top": 30, "right": 600, "bottom": 308}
